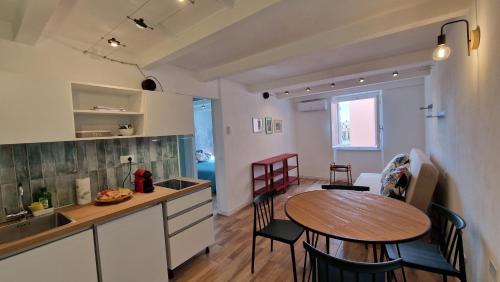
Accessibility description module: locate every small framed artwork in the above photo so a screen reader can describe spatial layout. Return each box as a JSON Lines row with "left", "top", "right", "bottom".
{"left": 274, "top": 119, "right": 283, "bottom": 133}
{"left": 265, "top": 117, "right": 273, "bottom": 134}
{"left": 252, "top": 118, "right": 263, "bottom": 133}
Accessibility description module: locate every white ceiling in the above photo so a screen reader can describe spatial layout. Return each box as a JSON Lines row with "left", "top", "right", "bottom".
{"left": 226, "top": 22, "right": 441, "bottom": 86}
{"left": 47, "top": 0, "right": 227, "bottom": 61}
{"left": 0, "top": 0, "right": 468, "bottom": 95}
{"left": 168, "top": 0, "right": 431, "bottom": 71}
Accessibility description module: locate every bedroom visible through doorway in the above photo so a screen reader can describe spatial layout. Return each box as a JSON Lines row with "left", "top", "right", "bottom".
{"left": 193, "top": 98, "right": 217, "bottom": 195}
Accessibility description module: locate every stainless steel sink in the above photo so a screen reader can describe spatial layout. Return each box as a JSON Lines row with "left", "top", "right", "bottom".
{"left": 0, "top": 212, "right": 72, "bottom": 245}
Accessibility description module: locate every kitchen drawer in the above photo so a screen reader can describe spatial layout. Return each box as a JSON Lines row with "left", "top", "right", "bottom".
{"left": 167, "top": 201, "right": 212, "bottom": 235}
{"left": 167, "top": 216, "right": 215, "bottom": 269}
{"left": 166, "top": 187, "right": 211, "bottom": 215}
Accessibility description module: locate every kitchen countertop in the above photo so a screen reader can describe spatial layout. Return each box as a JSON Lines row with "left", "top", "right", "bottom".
{"left": 0, "top": 177, "right": 210, "bottom": 259}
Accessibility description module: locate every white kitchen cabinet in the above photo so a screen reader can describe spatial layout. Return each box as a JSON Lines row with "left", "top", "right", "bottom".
{"left": 143, "top": 90, "right": 194, "bottom": 136}
{"left": 0, "top": 72, "right": 75, "bottom": 144}
{"left": 0, "top": 229, "right": 98, "bottom": 282}
{"left": 164, "top": 187, "right": 214, "bottom": 269}
{"left": 96, "top": 204, "right": 168, "bottom": 282}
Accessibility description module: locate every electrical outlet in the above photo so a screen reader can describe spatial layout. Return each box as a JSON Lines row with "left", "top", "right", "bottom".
{"left": 120, "top": 155, "right": 135, "bottom": 164}
{"left": 490, "top": 259, "right": 498, "bottom": 282}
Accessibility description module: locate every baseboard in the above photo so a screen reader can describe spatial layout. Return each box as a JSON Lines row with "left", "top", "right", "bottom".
{"left": 217, "top": 200, "right": 251, "bottom": 217}
{"left": 300, "top": 176, "right": 329, "bottom": 181}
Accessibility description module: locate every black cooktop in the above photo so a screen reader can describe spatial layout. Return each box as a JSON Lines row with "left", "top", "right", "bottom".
{"left": 155, "top": 179, "right": 198, "bottom": 190}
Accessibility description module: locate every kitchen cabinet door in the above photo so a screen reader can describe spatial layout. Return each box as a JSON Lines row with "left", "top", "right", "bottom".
{"left": 0, "top": 229, "right": 98, "bottom": 282}
{"left": 143, "top": 90, "right": 194, "bottom": 136}
{"left": 96, "top": 204, "right": 168, "bottom": 282}
{"left": 0, "top": 72, "right": 75, "bottom": 144}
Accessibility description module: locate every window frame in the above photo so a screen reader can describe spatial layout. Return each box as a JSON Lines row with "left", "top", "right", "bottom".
{"left": 331, "top": 91, "right": 382, "bottom": 151}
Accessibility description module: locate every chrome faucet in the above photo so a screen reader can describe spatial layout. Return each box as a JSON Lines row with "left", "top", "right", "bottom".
{"left": 5, "top": 183, "right": 29, "bottom": 222}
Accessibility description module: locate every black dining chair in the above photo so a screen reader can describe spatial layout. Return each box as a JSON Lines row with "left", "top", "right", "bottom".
{"left": 385, "top": 203, "right": 467, "bottom": 282}
{"left": 251, "top": 190, "right": 305, "bottom": 282}
{"left": 304, "top": 241, "right": 404, "bottom": 282}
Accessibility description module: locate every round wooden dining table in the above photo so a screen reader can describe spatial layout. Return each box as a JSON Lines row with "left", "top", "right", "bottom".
{"left": 285, "top": 190, "right": 431, "bottom": 245}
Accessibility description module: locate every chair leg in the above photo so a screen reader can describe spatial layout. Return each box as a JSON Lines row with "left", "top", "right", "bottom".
{"left": 271, "top": 239, "right": 274, "bottom": 252}
{"left": 302, "top": 231, "right": 310, "bottom": 282}
{"left": 251, "top": 235, "right": 256, "bottom": 273}
{"left": 442, "top": 275, "right": 448, "bottom": 282}
{"left": 372, "top": 244, "right": 378, "bottom": 262}
{"left": 326, "top": 236, "right": 330, "bottom": 254}
{"left": 290, "top": 244, "right": 298, "bottom": 282}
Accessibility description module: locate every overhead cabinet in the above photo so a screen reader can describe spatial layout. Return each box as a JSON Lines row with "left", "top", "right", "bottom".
{"left": 143, "top": 90, "right": 194, "bottom": 136}
{"left": 0, "top": 72, "right": 75, "bottom": 144}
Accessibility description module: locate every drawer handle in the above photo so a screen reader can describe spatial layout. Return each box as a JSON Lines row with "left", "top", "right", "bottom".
{"left": 167, "top": 199, "right": 212, "bottom": 220}
{"left": 168, "top": 214, "right": 213, "bottom": 238}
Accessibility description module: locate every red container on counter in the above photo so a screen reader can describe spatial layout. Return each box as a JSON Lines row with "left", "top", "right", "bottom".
{"left": 134, "top": 169, "right": 154, "bottom": 193}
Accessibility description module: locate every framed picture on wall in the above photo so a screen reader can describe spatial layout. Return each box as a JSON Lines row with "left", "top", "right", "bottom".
{"left": 265, "top": 117, "right": 273, "bottom": 134}
{"left": 274, "top": 119, "right": 283, "bottom": 133}
{"left": 252, "top": 118, "right": 263, "bottom": 133}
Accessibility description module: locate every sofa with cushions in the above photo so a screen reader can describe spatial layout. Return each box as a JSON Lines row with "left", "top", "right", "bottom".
{"left": 354, "top": 148, "right": 439, "bottom": 212}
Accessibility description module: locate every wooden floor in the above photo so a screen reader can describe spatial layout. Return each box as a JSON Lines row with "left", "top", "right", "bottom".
{"left": 172, "top": 179, "right": 451, "bottom": 282}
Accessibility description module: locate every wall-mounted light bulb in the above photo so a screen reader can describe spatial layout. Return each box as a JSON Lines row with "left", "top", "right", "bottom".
{"left": 359, "top": 78, "right": 365, "bottom": 83}
{"left": 432, "top": 34, "right": 451, "bottom": 61}
{"left": 392, "top": 71, "right": 399, "bottom": 77}
{"left": 330, "top": 83, "right": 336, "bottom": 87}
{"left": 285, "top": 91, "right": 290, "bottom": 95}
{"left": 306, "top": 87, "right": 311, "bottom": 92}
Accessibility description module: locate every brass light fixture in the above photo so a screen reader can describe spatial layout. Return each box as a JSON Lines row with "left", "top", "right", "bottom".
{"left": 432, "top": 19, "right": 480, "bottom": 61}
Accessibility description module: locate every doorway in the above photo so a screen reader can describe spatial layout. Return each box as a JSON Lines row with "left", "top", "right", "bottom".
{"left": 192, "top": 99, "right": 217, "bottom": 195}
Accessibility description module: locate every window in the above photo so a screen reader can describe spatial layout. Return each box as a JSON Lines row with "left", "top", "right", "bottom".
{"left": 331, "top": 92, "right": 380, "bottom": 149}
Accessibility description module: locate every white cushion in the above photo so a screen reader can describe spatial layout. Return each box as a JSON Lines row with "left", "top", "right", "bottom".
{"left": 354, "top": 173, "right": 382, "bottom": 195}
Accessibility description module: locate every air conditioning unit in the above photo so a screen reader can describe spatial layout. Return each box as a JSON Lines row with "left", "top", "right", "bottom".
{"left": 297, "top": 99, "right": 328, "bottom": 112}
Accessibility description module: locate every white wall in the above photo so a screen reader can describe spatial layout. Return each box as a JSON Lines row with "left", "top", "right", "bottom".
{"left": 425, "top": 0, "right": 500, "bottom": 280}
{"left": 0, "top": 39, "right": 143, "bottom": 87}
{"left": 216, "top": 79, "right": 296, "bottom": 214}
{"left": 294, "top": 78, "right": 426, "bottom": 180}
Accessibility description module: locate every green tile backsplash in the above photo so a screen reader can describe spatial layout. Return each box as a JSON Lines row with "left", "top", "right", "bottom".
{"left": 0, "top": 136, "right": 179, "bottom": 217}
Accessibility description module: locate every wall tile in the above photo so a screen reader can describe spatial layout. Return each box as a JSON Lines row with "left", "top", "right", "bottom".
{"left": 0, "top": 135, "right": 180, "bottom": 215}
{"left": 41, "top": 143, "right": 56, "bottom": 178}
{"left": 1, "top": 183, "right": 18, "bottom": 215}
{"left": 27, "top": 144, "right": 42, "bottom": 179}
{"left": 85, "top": 140, "right": 98, "bottom": 171}
{"left": 0, "top": 145, "right": 16, "bottom": 184}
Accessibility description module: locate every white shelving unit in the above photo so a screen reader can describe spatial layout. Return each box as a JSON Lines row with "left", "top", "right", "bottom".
{"left": 71, "top": 82, "right": 144, "bottom": 139}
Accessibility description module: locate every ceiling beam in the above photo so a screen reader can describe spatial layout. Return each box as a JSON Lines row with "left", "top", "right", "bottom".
{"left": 139, "top": 0, "right": 284, "bottom": 69}
{"left": 248, "top": 49, "right": 433, "bottom": 93}
{"left": 195, "top": 0, "right": 469, "bottom": 82}
{"left": 13, "top": 0, "right": 61, "bottom": 45}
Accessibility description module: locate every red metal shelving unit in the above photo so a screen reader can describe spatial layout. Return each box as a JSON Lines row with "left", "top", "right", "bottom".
{"left": 251, "top": 153, "right": 300, "bottom": 197}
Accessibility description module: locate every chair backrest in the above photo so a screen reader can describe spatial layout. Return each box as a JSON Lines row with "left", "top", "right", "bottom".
{"left": 303, "top": 242, "right": 402, "bottom": 282}
{"left": 429, "top": 203, "right": 467, "bottom": 274}
{"left": 321, "top": 184, "right": 369, "bottom": 191}
{"left": 253, "top": 190, "right": 275, "bottom": 233}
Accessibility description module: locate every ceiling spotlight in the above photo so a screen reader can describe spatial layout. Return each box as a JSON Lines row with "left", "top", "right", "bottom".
{"left": 201, "top": 105, "right": 206, "bottom": 109}
{"left": 107, "top": 38, "right": 121, "bottom": 47}
{"left": 432, "top": 19, "right": 480, "bottom": 61}
{"left": 306, "top": 87, "right": 311, "bottom": 92}
{"left": 285, "top": 91, "right": 290, "bottom": 95}
{"left": 359, "top": 78, "right": 365, "bottom": 83}
{"left": 392, "top": 71, "right": 399, "bottom": 77}
{"left": 178, "top": 0, "right": 196, "bottom": 3}
{"left": 127, "top": 17, "right": 154, "bottom": 30}
{"left": 330, "top": 83, "right": 336, "bottom": 88}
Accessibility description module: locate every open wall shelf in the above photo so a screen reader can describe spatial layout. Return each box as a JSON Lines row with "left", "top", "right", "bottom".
{"left": 251, "top": 153, "right": 300, "bottom": 196}
{"left": 71, "top": 82, "right": 144, "bottom": 139}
